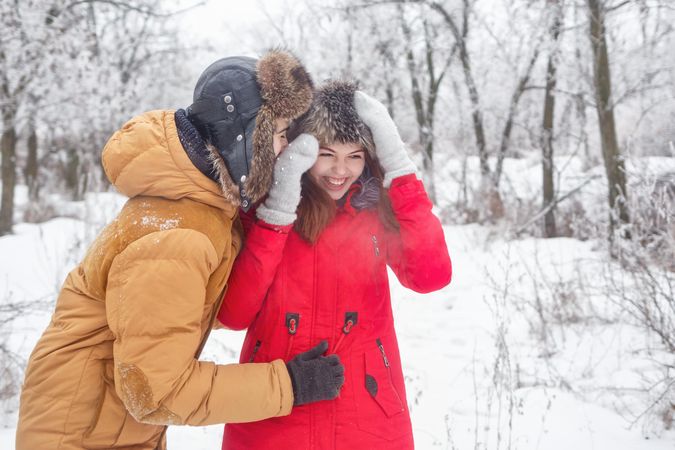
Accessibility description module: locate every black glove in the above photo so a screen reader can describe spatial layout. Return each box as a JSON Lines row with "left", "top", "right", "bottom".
{"left": 286, "top": 340, "right": 345, "bottom": 406}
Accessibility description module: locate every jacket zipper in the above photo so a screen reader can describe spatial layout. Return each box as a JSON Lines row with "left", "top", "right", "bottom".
{"left": 371, "top": 234, "right": 382, "bottom": 298}
{"left": 333, "top": 312, "right": 358, "bottom": 353}
{"left": 376, "top": 338, "right": 404, "bottom": 411}
{"left": 376, "top": 338, "right": 389, "bottom": 367}
{"left": 248, "top": 340, "right": 262, "bottom": 363}
{"left": 310, "top": 244, "right": 319, "bottom": 448}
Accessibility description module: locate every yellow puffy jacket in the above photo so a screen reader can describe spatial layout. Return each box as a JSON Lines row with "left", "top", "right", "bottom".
{"left": 16, "top": 110, "right": 293, "bottom": 450}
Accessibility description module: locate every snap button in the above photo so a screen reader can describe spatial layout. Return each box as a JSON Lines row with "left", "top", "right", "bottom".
{"left": 286, "top": 313, "right": 300, "bottom": 335}
{"left": 227, "top": 104, "right": 235, "bottom": 113}
{"left": 224, "top": 95, "right": 232, "bottom": 103}
{"left": 236, "top": 134, "right": 243, "bottom": 141}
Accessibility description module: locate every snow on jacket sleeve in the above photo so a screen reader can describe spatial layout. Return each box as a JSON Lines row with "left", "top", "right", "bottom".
{"left": 106, "top": 228, "right": 293, "bottom": 426}
{"left": 385, "top": 174, "right": 452, "bottom": 292}
{"left": 217, "top": 218, "right": 292, "bottom": 330}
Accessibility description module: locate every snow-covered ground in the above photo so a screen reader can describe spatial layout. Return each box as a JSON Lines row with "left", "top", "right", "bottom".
{"left": 1, "top": 165, "right": 674, "bottom": 448}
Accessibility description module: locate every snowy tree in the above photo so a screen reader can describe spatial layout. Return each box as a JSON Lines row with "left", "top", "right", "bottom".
{"left": 587, "top": 0, "right": 631, "bottom": 239}
{"left": 0, "top": 0, "right": 88, "bottom": 234}
{"left": 1, "top": 0, "right": 199, "bottom": 231}
{"left": 540, "top": 0, "right": 564, "bottom": 238}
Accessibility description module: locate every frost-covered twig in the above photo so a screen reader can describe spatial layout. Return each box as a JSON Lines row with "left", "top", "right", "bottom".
{"left": 513, "top": 175, "right": 601, "bottom": 236}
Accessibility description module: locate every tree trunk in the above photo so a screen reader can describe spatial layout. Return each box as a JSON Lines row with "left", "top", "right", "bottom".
{"left": 542, "top": 1, "right": 563, "bottom": 238}
{"left": 399, "top": 8, "right": 438, "bottom": 203}
{"left": 344, "top": 7, "right": 354, "bottom": 77}
{"left": 430, "top": 4, "right": 489, "bottom": 176}
{"left": 0, "top": 111, "right": 17, "bottom": 235}
{"left": 429, "top": 2, "right": 500, "bottom": 219}
{"left": 25, "top": 123, "right": 39, "bottom": 201}
{"left": 64, "top": 147, "right": 81, "bottom": 200}
{"left": 385, "top": 83, "right": 395, "bottom": 119}
{"left": 422, "top": 140, "right": 436, "bottom": 203}
{"left": 587, "top": 0, "right": 630, "bottom": 239}
{"left": 457, "top": 31, "right": 489, "bottom": 180}
{"left": 495, "top": 46, "right": 541, "bottom": 187}
{"left": 422, "top": 18, "right": 438, "bottom": 204}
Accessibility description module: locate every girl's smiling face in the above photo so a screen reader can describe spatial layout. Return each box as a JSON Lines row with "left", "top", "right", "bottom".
{"left": 308, "top": 142, "right": 366, "bottom": 200}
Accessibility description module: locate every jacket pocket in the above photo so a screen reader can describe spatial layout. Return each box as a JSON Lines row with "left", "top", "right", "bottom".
{"left": 353, "top": 337, "right": 411, "bottom": 440}
{"left": 365, "top": 338, "right": 405, "bottom": 417}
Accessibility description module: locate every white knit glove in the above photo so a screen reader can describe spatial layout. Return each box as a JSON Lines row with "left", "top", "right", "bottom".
{"left": 353, "top": 91, "right": 418, "bottom": 187}
{"left": 256, "top": 134, "right": 319, "bottom": 225}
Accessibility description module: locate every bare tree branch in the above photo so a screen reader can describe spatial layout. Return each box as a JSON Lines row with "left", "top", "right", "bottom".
{"left": 63, "top": 0, "right": 206, "bottom": 18}
{"left": 514, "top": 175, "right": 602, "bottom": 236}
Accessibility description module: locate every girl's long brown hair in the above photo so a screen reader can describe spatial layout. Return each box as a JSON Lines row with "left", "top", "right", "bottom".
{"left": 295, "top": 148, "right": 399, "bottom": 244}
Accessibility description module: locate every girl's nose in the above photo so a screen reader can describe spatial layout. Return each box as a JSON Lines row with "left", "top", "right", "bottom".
{"left": 332, "top": 159, "right": 348, "bottom": 176}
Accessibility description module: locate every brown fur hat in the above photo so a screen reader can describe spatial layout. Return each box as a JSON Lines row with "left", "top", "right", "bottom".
{"left": 191, "top": 49, "right": 313, "bottom": 207}
{"left": 290, "top": 80, "right": 374, "bottom": 155}
{"left": 246, "top": 49, "right": 314, "bottom": 204}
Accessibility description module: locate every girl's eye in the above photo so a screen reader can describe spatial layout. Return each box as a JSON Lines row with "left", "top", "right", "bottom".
{"left": 349, "top": 154, "right": 363, "bottom": 159}
{"left": 319, "top": 153, "right": 333, "bottom": 157}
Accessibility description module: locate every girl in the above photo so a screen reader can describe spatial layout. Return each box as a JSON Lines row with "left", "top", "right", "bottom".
{"left": 217, "top": 81, "right": 452, "bottom": 449}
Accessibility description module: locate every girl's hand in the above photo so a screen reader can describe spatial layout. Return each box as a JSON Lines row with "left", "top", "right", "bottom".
{"left": 256, "top": 133, "right": 319, "bottom": 225}
{"left": 354, "top": 91, "right": 417, "bottom": 187}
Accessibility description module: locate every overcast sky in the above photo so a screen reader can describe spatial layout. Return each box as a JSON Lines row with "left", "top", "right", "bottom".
{"left": 180, "top": 0, "right": 287, "bottom": 56}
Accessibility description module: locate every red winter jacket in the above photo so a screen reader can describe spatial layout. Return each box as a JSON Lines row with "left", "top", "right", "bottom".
{"left": 218, "top": 174, "right": 452, "bottom": 450}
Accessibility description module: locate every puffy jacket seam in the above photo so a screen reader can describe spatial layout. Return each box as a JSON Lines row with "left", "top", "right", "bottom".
{"left": 119, "top": 256, "right": 209, "bottom": 262}
{"left": 118, "top": 331, "right": 197, "bottom": 338}
{"left": 15, "top": 385, "right": 62, "bottom": 398}
{"left": 115, "top": 152, "right": 146, "bottom": 185}
{"left": 116, "top": 229, "right": 218, "bottom": 269}
{"left": 109, "top": 138, "right": 151, "bottom": 186}
{"left": 57, "top": 346, "right": 97, "bottom": 449}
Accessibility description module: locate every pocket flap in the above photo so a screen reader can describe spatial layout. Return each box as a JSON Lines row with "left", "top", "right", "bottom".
{"left": 364, "top": 349, "right": 405, "bottom": 417}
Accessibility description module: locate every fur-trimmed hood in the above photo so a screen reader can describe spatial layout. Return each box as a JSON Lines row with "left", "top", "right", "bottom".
{"left": 102, "top": 110, "right": 236, "bottom": 214}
